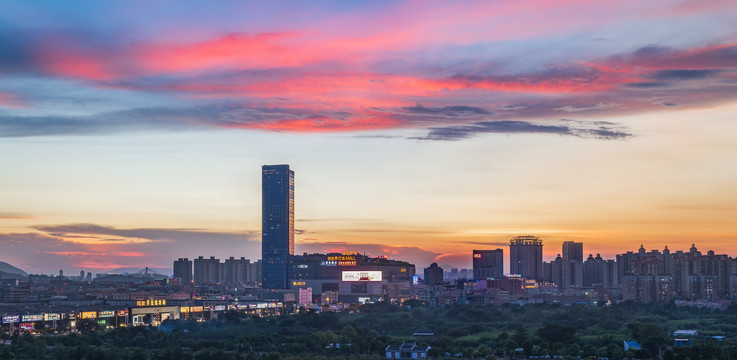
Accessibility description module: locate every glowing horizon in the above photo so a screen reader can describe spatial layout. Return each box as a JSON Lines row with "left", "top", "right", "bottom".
{"left": 0, "top": 0, "right": 736, "bottom": 274}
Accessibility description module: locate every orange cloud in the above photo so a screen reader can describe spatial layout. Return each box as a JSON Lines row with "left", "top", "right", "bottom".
{"left": 240, "top": 113, "right": 399, "bottom": 132}
{"left": 44, "top": 251, "right": 146, "bottom": 257}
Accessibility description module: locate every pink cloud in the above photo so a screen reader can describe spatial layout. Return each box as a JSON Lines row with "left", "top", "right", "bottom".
{"left": 0, "top": 92, "right": 27, "bottom": 108}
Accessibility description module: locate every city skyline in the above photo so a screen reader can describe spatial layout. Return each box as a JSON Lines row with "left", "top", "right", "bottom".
{"left": 1, "top": 0, "right": 736, "bottom": 274}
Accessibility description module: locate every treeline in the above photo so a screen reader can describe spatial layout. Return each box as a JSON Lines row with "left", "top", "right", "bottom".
{"left": 3, "top": 301, "right": 737, "bottom": 360}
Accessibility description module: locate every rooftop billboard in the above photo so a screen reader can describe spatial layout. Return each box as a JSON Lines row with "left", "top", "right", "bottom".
{"left": 341, "top": 271, "right": 382, "bottom": 282}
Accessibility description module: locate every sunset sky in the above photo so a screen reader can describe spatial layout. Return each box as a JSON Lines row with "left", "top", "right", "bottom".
{"left": 1, "top": 0, "right": 736, "bottom": 275}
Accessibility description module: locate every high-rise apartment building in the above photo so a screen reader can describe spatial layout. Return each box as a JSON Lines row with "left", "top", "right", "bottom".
{"left": 194, "top": 256, "right": 220, "bottom": 284}
{"left": 562, "top": 241, "right": 583, "bottom": 263}
{"left": 561, "top": 241, "right": 584, "bottom": 288}
{"left": 262, "top": 164, "right": 295, "bottom": 289}
{"left": 224, "top": 257, "right": 250, "bottom": 286}
{"left": 173, "top": 258, "right": 193, "bottom": 285}
{"left": 509, "top": 235, "right": 543, "bottom": 280}
{"left": 472, "top": 249, "right": 504, "bottom": 280}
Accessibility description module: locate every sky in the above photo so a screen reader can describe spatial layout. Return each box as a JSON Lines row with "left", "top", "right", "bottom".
{"left": 1, "top": 0, "right": 736, "bottom": 275}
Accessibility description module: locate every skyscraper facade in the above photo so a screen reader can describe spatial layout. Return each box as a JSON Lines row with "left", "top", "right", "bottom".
{"left": 509, "top": 235, "right": 543, "bottom": 280}
{"left": 262, "top": 164, "right": 295, "bottom": 289}
{"left": 472, "top": 249, "right": 504, "bottom": 280}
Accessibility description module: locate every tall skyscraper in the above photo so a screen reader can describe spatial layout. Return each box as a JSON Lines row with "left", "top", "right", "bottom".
{"left": 173, "top": 258, "right": 193, "bottom": 284}
{"left": 472, "top": 249, "right": 504, "bottom": 280}
{"left": 262, "top": 164, "right": 295, "bottom": 289}
{"left": 509, "top": 235, "right": 543, "bottom": 280}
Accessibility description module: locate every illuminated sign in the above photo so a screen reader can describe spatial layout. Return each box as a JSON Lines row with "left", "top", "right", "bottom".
{"left": 214, "top": 305, "right": 226, "bottom": 311}
{"left": 99, "top": 311, "right": 115, "bottom": 318}
{"left": 2, "top": 315, "right": 20, "bottom": 323}
{"left": 473, "top": 253, "right": 482, "bottom": 259}
{"left": 22, "top": 315, "right": 43, "bottom": 322}
{"left": 190, "top": 306, "right": 204, "bottom": 312}
{"left": 136, "top": 299, "right": 166, "bottom": 307}
{"left": 44, "top": 313, "right": 61, "bottom": 321}
{"left": 292, "top": 281, "right": 306, "bottom": 286}
{"left": 297, "top": 264, "right": 308, "bottom": 269}
{"left": 341, "top": 271, "right": 382, "bottom": 282}
{"left": 327, "top": 255, "right": 356, "bottom": 261}
{"left": 321, "top": 260, "right": 356, "bottom": 266}
{"left": 116, "top": 310, "right": 128, "bottom": 317}
{"left": 97, "top": 320, "right": 106, "bottom": 325}
{"left": 20, "top": 323, "right": 34, "bottom": 331}
{"left": 81, "top": 312, "right": 97, "bottom": 319}
{"left": 401, "top": 268, "right": 407, "bottom": 272}
{"left": 180, "top": 307, "right": 190, "bottom": 313}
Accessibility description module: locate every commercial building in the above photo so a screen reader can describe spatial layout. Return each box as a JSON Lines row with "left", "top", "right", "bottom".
{"left": 262, "top": 164, "right": 295, "bottom": 289}
{"left": 472, "top": 249, "right": 503, "bottom": 280}
{"left": 290, "top": 252, "right": 415, "bottom": 303}
{"left": 509, "top": 236, "right": 543, "bottom": 280}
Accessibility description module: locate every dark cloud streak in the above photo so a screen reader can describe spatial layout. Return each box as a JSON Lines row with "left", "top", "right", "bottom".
{"left": 412, "top": 120, "right": 632, "bottom": 141}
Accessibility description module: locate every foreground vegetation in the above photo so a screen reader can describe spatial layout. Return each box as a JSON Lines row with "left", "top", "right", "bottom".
{"left": 3, "top": 301, "right": 737, "bottom": 360}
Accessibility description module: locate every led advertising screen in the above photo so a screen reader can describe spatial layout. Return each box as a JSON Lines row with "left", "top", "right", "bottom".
{"left": 81, "top": 311, "right": 97, "bottom": 319}
{"left": 341, "top": 271, "right": 382, "bottom": 282}
{"left": 44, "top": 313, "right": 61, "bottom": 321}
{"left": 21, "top": 314, "right": 43, "bottom": 322}
{"left": 2, "top": 315, "right": 20, "bottom": 324}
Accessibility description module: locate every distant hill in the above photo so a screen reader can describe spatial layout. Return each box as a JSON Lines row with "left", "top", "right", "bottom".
{"left": 0, "top": 261, "right": 28, "bottom": 278}
{"left": 106, "top": 266, "right": 172, "bottom": 277}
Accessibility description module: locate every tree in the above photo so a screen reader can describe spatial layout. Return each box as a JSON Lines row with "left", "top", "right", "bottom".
{"left": 634, "top": 323, "right": 667, "bottom": 357}
{"left": 341, "top": 325, "right": 358, "bottom": 342}
{"left": 504, "top": 340, "right": 519, "bottom": 356}
{"left": 77, "top": 319, "right": 101, "bottom": 333}
{"left": 512, "top": 326, "right": 528, "bottom": 345}
{"left": 537, "top": 324, "right": 576, "bottom": 344}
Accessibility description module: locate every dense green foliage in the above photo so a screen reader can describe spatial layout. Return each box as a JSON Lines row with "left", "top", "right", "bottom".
{"left": 3, "top": 301, "right": 737, "bottom": 359}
